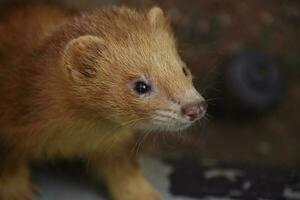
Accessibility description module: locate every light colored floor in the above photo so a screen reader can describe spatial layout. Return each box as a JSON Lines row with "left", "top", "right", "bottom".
{"left": 33, "top": 157, "right": 196, "bottom": 200}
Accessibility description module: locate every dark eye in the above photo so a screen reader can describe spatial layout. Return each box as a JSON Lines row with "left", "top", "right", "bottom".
{"left": 134, "top": 81, "right": 151, "bottom": 95}
{"left": 182, "top": 67, "right": 188, "bottom": 76}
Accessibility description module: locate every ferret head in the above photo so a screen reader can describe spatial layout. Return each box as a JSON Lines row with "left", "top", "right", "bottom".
{"left": 62, "top": 7, "right": 207, "bottom": 132}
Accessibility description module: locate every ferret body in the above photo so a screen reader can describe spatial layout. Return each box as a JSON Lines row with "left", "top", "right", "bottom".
{"left": 0, "top": 3, "right": 206, "bottom": 200}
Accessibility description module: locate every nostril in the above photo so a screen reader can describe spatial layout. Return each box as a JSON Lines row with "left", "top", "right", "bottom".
{"left": 182, "top": 100, "right": 207, "bottom": 121}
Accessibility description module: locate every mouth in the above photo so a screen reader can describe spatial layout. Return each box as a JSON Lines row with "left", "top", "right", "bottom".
{"left": 149, "top": 109, "right": 200, "bottom": 132}
{"left": 152, "top": 120, "right": 193, "bottom": 132}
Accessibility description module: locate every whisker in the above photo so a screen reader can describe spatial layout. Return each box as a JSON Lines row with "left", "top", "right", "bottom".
{"left": 157, "top": 108, "right": 177, "bottom": 114}
{"left": 130, "top": 127, "right": 152, "bottom": 158}
{"left": 86, "top": 116, "right": 151, "bottom": 171}
{"left": 152, "top": 119, "right": 173, "bottom": 126}
{"left": 154, "top": 114, "right": 179, "bottom": 121}
{"left": 205, "top": 97, "right": 219, "bottom": 102}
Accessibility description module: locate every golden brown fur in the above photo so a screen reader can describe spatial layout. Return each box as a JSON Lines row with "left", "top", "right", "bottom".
{"left": 0, "top": 3, "right": 205, "bottom": 200}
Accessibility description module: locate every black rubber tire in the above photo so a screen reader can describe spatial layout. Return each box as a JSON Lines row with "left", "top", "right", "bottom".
{"left": 224, "top": 50, "right": 283, "bottom": 113}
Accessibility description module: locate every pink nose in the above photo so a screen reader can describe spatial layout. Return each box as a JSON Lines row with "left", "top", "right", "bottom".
{"left": 181, "top": 101, "right": 207, "bottom": 121}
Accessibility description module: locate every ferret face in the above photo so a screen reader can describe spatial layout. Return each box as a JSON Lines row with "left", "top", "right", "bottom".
{"left": 63, "top": 7, "right": 207, "bottom": 132}
{"left": 122, "top": 54, "right": 208, "bottom": 132}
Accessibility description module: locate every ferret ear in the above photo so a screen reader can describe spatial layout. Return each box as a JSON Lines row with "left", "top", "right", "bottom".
{"left": 147, "top": 6, "right": 165, "bottom": 26}
{"left": 63, "top": 35, "right": 105, "bottom": 82}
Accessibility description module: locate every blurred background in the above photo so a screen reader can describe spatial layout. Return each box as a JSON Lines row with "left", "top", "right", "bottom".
{"left": 1, "top": 0, "right": 299, "bottom": 199}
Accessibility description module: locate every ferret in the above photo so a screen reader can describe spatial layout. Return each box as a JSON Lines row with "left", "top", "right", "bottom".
{"left": 0, "top": 3, "right": 207, "bottom": 200}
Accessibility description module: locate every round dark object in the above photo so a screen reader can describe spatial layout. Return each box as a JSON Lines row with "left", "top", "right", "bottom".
{"left": 224, "top": 50, "right": 283, "bottom": 113}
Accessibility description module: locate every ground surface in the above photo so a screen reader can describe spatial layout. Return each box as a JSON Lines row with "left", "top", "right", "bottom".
{"left": 33, "top": 157, "right": 300, "bottom": 200}
{"left": 33, "top": 157, "right": 195, "bottom": 200}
